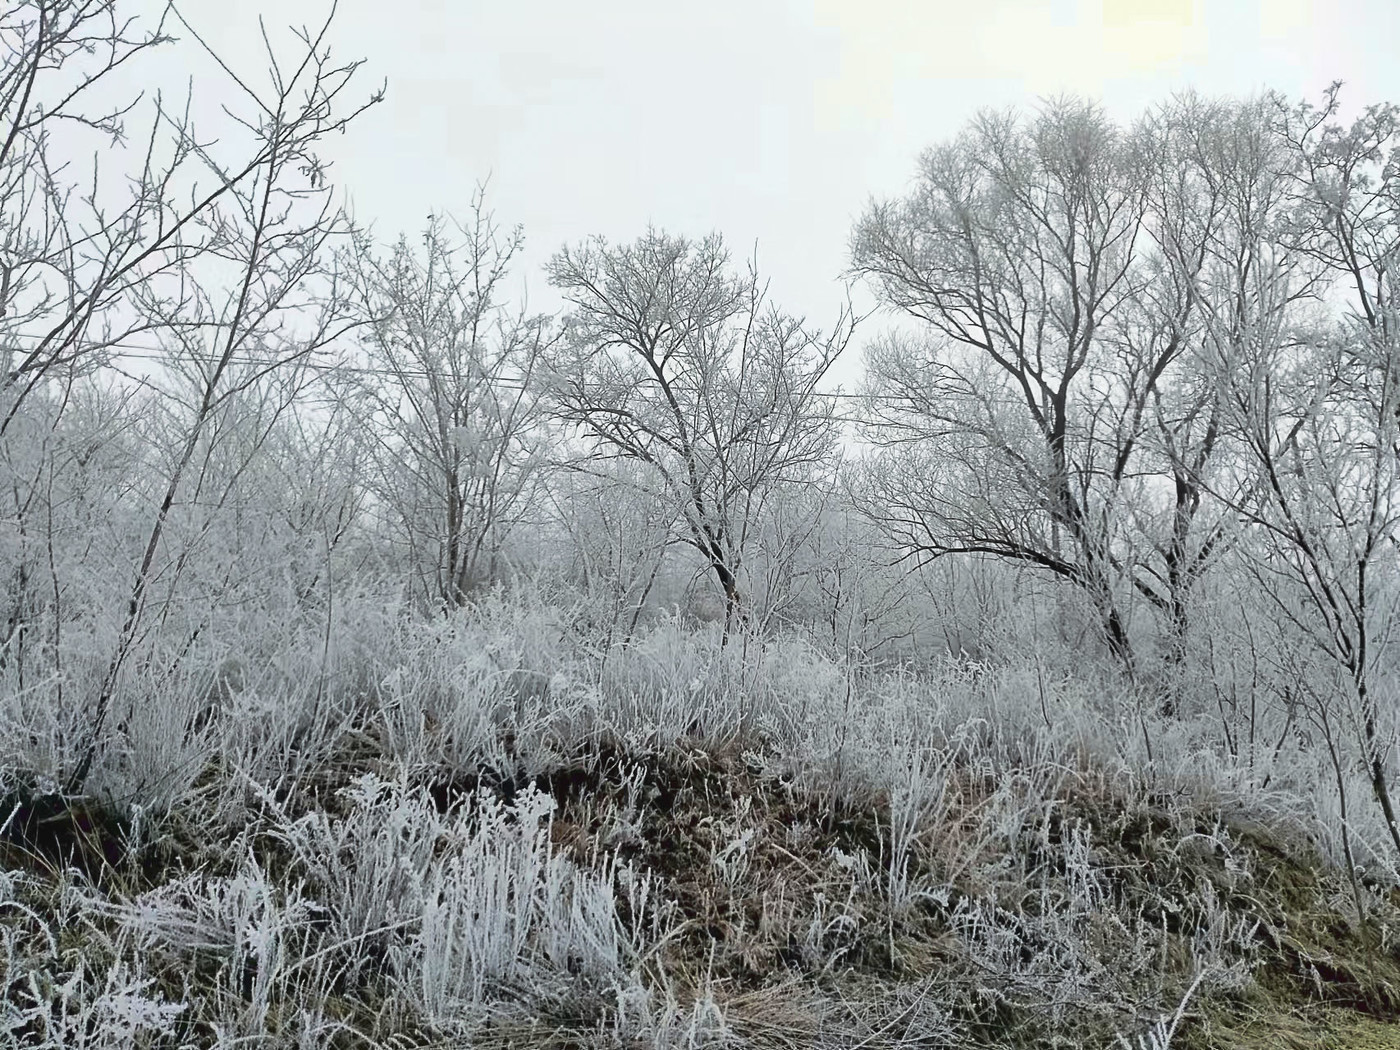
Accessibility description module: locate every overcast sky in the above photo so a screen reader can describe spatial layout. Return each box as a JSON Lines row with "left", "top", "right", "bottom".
{"left": 146, "top": 0, "right": 1399, "bottom": 378}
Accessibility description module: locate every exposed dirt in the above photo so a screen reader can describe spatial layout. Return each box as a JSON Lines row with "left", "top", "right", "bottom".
{"left": 0, "top": 784, "right": 131, "bottom": 883}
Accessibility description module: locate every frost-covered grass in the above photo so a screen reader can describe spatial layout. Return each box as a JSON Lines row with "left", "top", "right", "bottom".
{"left": 3, "top": 589, "right": 1400, "bottom": 1048}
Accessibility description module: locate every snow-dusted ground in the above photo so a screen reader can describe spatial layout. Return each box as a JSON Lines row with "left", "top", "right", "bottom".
{"left": 4, "top": 592, "right": 1395, "bottom": 1048}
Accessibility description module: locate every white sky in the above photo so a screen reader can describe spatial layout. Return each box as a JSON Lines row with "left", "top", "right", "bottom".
{"left": 139, "top": 0, "right": 1399, "bottom": 383}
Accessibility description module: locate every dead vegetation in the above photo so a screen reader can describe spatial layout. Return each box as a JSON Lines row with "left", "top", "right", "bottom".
{"left": 7, "top": 639, "right": 1400, "bottom": 1049}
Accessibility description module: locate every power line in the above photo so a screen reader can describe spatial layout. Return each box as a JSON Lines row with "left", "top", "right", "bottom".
{"left": 2, "top": 337, "right": 916, "bottom": 403}
{"left": 7, "top": 340, "right": 536, "bottom": 390}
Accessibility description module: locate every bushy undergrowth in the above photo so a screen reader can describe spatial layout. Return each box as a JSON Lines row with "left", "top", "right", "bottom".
{"left": 3, "top": 591, "right": 1400, "bottom": 1048}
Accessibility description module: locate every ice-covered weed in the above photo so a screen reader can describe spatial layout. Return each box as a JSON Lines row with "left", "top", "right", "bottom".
{"left": 2, "top": 906, "right": 186, "bottom": 1050}
{"left": 406, "top": 782, "right": 625, "bottom": 1024}
{"left": 10, "top": 960, "right": 187, "bottom": 1049}
{"left": 1113, "top": 968, "right": 1210, "bottom": 1050}
{"left": 882, "top": 741, "right": 954, "bottom": 918}
{"left": 277, "top": 773, "right": 442, "bottom": 949}
{"left": 610, "top": 977, "right": 739, "bottom": 1050}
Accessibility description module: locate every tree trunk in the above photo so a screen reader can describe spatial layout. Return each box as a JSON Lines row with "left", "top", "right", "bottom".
{"left": 1359, "top": 678, "right": 1400, "bottom": 858}
{"left": 1156, "top": 587, "right": 1190, "bottom": 717}
{"left": 713, "top": 561, "right": 743, "bottom": 644}
{"left": 1101, "top": 600, "right": 1136, "bottom": 678}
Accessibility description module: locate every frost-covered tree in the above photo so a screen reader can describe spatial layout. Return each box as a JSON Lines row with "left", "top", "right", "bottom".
{"left": 348, "top": 191, "right": 553, "bottom": 609}
{"left": 547, "top": 229, "right": 854, "bottom": 635}
{"left": 39, "top": 2, "right": 383, "bottom": 793}
{"left": 850, "top": 96, "right": 1297, "bottom": 684}
{"left": 1222, "top": 87, "right": 1400, "bottom": 856}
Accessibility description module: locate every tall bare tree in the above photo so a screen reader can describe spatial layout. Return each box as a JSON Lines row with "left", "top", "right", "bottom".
{"left": 1220, "top": 86, "right": 1400, "bottom": 856}
{"left": 851, "top": 96, "right": 1298, "bottom": 685}
{"left": 853, "top": 100, "right": 1154, "bottom": 669}
{"left": 347, "top": 191, "right": 553, "bottom": 610}
{"left": 547, "top": 229, "right": 854, "bottom": 635}
{"left": 63, "top": 3, "right": 380, "bottom": 793}
{"left": 1125, "top": 93, "right": 1322, "bottom": 696}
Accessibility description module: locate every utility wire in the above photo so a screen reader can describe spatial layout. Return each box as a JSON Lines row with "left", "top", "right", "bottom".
{"left": 1, "top": 336, "right": 914, "bottom": 405}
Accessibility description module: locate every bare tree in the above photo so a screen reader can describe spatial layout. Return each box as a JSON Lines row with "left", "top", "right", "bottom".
{"left": 0, "top": 2, "right": 375, "bottom": 428}
{"left": 256, "top": 387, "right": 369, "bottom": 607}
{"left": 850, "top": 96, "right": 1294, "bottom": 685}
{"left": 778, "top": 485, "right": 922, "bottom": 661}
{"left": 853, "top": 100, "right": 1154, "bottom": 670}
{"left": 1125, "top": 92, "right": 1322, "bottom": 702}
{"left": 347, "top": 191, "right": 553, "bottom": 610}
{"left": 1218, "top": 86, "right": 1400, "bottom": 856}
{"left": 64, "top": 4, "right": 380, "bottom": 794}
{"left": 546, "top": 229, "right": 855, "bottom": 636}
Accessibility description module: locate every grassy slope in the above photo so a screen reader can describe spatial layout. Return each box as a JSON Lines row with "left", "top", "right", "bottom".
{"left": 4, "top": 604, "right": 1400, "bottom": 1048}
